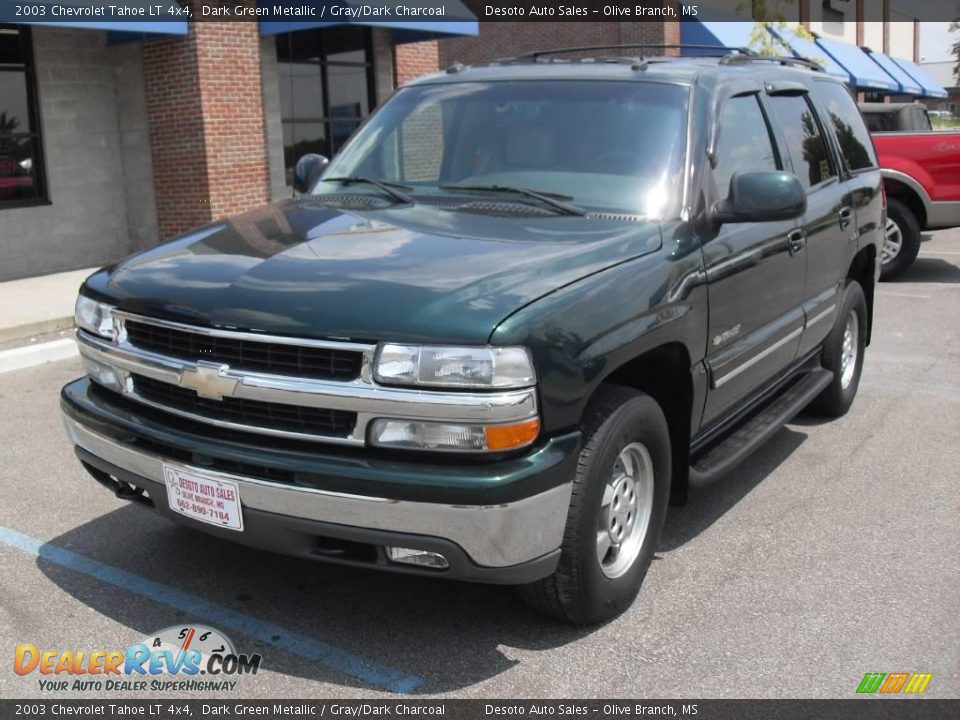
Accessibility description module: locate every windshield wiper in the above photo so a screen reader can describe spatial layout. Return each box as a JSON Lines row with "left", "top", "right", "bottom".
{"left": 322, "top": 176, "right": 415, "bottom": 205}
{"left": 439, "top": 184, "right": 588, "bottom": 217}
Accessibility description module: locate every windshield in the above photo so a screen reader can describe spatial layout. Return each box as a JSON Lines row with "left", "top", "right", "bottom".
{"left": 317, "top": 80, "right": 689, "bottom": 218}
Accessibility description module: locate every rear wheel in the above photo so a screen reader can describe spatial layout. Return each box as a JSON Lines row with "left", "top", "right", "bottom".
{"left": 880, "top": 198, "right": 921, "bottom": 281}
{"left": 809, "top": 280, "right": 867, "bottom": 417}
{"left": 519, "top": 385, "right": 670, "bottom": 624}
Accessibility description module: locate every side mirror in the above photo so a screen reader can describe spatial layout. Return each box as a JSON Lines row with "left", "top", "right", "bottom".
{"left": 713, "top": 171, "right": 806, "bottom": 225}
{"left": 293, "top": 154, "right": 329, "bottom": 194}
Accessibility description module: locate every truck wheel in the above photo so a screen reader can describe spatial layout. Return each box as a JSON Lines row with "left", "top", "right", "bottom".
{"left": 880, "top": 198, "right": 921, "bottom": 281}
{"left": 519, "top": 385, "right": 670, "bottom": 624}
{"left": 809, "top": 280, "right": 867, "bottom": 417}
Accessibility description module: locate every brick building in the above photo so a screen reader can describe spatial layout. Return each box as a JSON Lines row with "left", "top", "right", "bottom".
{"left": 0, "top": 15, "right": 480, "bottom": 282}
{"left": 0, "top": 6, "right": 944, "bottom": 282}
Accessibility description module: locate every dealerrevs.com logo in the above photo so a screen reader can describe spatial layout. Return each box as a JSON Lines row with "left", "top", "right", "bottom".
{"left": 14, "top": 625, "right": 261, "bottom": 692}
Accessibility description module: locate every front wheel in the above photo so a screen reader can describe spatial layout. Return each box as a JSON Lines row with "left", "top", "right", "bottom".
{"left": 519, "top": 385, "right": 670, "bottom": 624}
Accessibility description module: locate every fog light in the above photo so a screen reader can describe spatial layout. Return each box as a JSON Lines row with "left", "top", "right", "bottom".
{"left": 81, "top": 356, "right": 124, "bottom": 393}
{"left": 386, "top": 547, "right": 449, "bottom": 569}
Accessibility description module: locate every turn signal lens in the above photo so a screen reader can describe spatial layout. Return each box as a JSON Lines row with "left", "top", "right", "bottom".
{"left": 484, "top": 418, "right": 541, "bottom": 451}
{"left": 369, "top": 417, "right": 539, "bottom": 452}
{"left": 81, "top": 356, "right": 124, "bottom": 393}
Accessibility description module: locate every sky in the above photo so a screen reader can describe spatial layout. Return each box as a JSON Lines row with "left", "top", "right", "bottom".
{"left": 919, "top": 21, "right": 956, "bottom": 63}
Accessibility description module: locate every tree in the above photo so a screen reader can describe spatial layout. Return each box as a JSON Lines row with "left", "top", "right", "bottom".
{"left": 739, "top": 0, "right": 821, "bottom": 64}
{"left": 951, "top": 19, "right": 959, "bottom": 85}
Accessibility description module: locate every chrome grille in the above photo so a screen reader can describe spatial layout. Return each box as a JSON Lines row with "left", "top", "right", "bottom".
{"left": 132, "top": 374, "right": 357, "bottom": 438}
{"left": 124, "top": 320, "right": 362, "bottom": 381}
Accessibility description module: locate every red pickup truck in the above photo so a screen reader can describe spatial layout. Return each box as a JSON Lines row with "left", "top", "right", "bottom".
{"left": 872, "top": 132, "right": 960, "bottom": 279}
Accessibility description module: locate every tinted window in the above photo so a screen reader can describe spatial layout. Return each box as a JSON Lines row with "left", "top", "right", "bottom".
{"left": 768, "top": 95, "right": 836, "bottom": 190}
{"left": 713, "top": 95, "right": 778, "bottom": 198}
{"left": 815, "top": 82, "right": 877, "bottom": 171}
{"left": 324, "top": 81, "right": 689, "bottom": 218}
{"left": 0, "top": 25, "right": 45, "bottom": 206}
{"left": 862, "top": 112, "right": 895, "bottom": 132}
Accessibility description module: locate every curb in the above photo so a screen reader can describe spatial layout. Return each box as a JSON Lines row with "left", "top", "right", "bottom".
{"left": 0, "top": 338, "right": 78, "bottom": 374}
{"left": 0, "top": 316, "right": 75, "bottom": 345}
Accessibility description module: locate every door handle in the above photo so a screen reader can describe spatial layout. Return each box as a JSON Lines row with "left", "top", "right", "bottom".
{"left": 838, "top": 206, "right": 853, "bottom": 230}
{"left": 787, "top": 229, "right": 805, "bottom": 256}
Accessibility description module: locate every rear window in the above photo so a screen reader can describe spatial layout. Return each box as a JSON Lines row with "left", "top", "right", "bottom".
{"left": 815, "top": 82, "right": 878, "bottom": 171}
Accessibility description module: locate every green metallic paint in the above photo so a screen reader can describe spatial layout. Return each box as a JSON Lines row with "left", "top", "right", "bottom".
{"left": 62, "top": 378, "right": 581, "bottom": 505}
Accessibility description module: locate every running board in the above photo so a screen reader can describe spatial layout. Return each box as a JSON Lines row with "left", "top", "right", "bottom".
{"left": 689, "top": 368, "right": 833, "bottom": 487}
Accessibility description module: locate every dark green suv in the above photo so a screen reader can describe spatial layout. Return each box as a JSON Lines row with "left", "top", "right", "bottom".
{"left": 62, "top": 47, "right": 883, "bottom": 623}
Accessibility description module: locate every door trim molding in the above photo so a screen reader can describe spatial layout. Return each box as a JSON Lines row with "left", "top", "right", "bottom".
{"left": 713, "top": 327, "right": 803, "bottom": 388}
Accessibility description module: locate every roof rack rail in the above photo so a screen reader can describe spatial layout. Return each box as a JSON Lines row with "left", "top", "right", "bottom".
{"left": 496, "top": 43, "right": 754, "bottom": 62}
{"left": 719, "top": 53, "right": 824, "bottom": 72}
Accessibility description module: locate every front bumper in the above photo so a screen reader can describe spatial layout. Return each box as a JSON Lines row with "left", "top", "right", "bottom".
{"left": 61, "top": 378, "right": 580, "bottom": 583}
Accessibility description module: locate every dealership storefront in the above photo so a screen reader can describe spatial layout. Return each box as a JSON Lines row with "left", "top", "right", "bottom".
{"left": 0, "top": 11, "right": 476, "bottom": 282}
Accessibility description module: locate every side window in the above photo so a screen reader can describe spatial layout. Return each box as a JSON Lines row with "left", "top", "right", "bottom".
{"left": 813, "top": 82, "right": 878, "bottom": 172}
{"left": 768, "top": 94, "right": 837, "bottom": 190}
{"left": 713, "top": 95, "right": 778, "bottom": 198}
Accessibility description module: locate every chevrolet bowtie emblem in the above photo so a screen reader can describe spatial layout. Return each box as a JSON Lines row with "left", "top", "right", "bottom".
{"left": 179, "top": 362, "right": 238, "bottom": 400}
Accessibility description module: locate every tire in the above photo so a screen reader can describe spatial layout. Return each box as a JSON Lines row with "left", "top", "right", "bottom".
{"left": 809, "top": 280, "right": 868, "bottom": 417}
{"left": 519, "top": 385, "right": 671, "bottom": 624}
{"left": 880, "top": 198, "right": 921, "bottom": 281}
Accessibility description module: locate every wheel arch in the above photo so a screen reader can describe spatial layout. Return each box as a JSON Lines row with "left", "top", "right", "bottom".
{"left": 882, "top": 175, "right": 928, "bottom": 230}
{"left": 847, "top": 245, "right": 877, "bottom": 345}
{"left": 593, "top": 342, "right": 694, "bottom": 506}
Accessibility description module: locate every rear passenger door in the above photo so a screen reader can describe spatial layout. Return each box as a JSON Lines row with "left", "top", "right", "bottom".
{"left": 804, "top": 81, "right": 883, "bottom": 352}
{"left": 701, "top": 92, "right": 806, "bottom": 425}
{"left": 765, "top": 90, "right": 847, "bottom": 357}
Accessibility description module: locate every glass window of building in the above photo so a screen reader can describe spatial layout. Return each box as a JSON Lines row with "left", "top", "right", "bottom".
{"left": 276, "top": 27, "right": 375, "bottom": 185}
{"left": 0, "top": 25, "right": 47, "bottom": 207}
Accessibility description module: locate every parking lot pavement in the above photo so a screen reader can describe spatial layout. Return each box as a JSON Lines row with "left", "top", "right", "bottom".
{"left": 1, "top": 229, "right": 957, "bottom": 700}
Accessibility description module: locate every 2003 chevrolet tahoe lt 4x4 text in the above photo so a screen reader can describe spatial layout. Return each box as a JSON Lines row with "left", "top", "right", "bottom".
{"left": 62, "top": 46, "right": 883, "bottom": 623}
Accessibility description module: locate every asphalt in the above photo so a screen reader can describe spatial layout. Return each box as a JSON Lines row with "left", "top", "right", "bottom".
{"left": 0, "top": 229, "right": 957, "bottom": 700}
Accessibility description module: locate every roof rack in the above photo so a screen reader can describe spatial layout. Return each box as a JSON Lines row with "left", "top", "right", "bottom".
{"left": 719, "top": 53, "right": 824, "bottom": 72}
{"left": 505, "top": 43, "right": 755, "bottom": 62}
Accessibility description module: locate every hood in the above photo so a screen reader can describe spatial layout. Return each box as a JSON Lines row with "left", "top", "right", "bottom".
{"left": 85, "top": 199, "right": 662, "bottom": 343}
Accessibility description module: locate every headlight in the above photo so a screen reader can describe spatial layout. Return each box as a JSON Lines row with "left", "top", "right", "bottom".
{"left": 374, "top": 344, "right": 535, "bottom": 389}
{"left": 75, "top": 295, "right": 115, "bottom": 339}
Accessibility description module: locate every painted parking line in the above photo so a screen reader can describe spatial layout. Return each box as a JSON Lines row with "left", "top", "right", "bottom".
{"left": 0, "top": 338, "right": 77, "bottom": 375}
{"left": 0, "top": 525, "right": 422, "bottom": 694}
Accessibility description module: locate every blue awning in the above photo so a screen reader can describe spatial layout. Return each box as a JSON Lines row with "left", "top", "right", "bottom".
{"left": 864, "top": 49, "right": 923, "bottom": 95}
{"left": 679, "top": 19, "right": 756, "bottom": 54}
{"left": 889, "top": 57, "right": 949, "bottom": 98}
{"left": 767, "top": 26, "right": 851, "bottom": 82}
{"left": 0, "top": 1, "right": 188, "bottom": 35}
{"left": 260, "top": 1, "right": 477, "bottom": 42}
{"left": 813, "top": 36, "right": 899, "bottom": 92}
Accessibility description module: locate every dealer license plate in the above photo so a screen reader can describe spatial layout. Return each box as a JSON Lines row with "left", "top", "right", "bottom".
{"left": 163, "top": 463, "right": 244, "bottom": 532}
